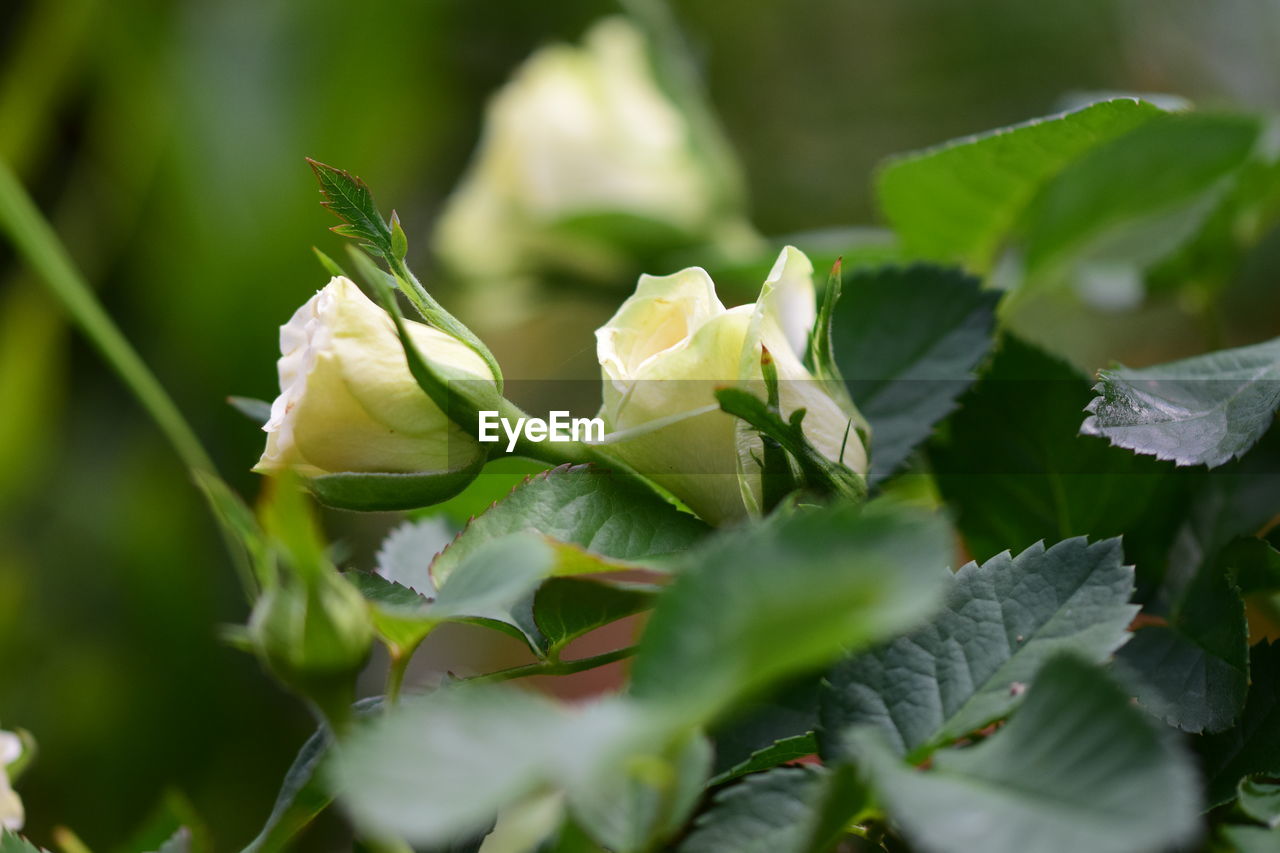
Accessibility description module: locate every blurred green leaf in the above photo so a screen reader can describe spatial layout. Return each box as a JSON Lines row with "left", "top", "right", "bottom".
{"left": 430, "top": 464, "right": 708, "bottom": 587}
{"left": 878, "top": 99, "right": 1161, "bottom": 269}
{"left": 677, "top": 765, "right": 864, "bottom": 853}
{"left": 226, "top": 396, "right": 272, "bottom": 426}
{"left": 1239, "top": 777, "right": 1280, "bottom": 829}
{"left": 847, "top": 655, "right": 1201, "bottom": 853}
{"left": 831, "top": 264, "right": 998, "bottom": 482}
{"left": 349, "top": 533, "right": 554, "bottom": 653}
{"left": 820, "top": 537, "right": 1135, "bottom": 762}
{"left": 1024, "top": 112, "right": 1263, "bottom": 277}
{"left": 630, "top": 501, "right": 950, "bottom": 721}
{"left": 1081, "top": 335, "right": 1280, "bottom": 469}
{"left": 929, "top": 336, "right": 1187, "bottom": 590}
{"left": 334, "top": 684, "right": 566, "bottom": 845}
{"left": 333, "top": 689, "right": 688, "bottom": 851}
{"left": 1220, "top": 824, "right": 1280, "bottom": 852}
{"left": 0, "top": 832, "right": 48, "bottom": 853}
{"left": 566, "top": 729, "right": 712, "bottom": 853}
{"left": 1197, "top": 641, "right": 1280, "bottom": 807}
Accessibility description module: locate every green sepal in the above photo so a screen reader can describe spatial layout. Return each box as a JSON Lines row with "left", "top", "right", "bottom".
{"left": 306, "top": 456, "right": 486, "bottom": 513}
{"left": 717, "top": 387, "right": 866, "bottom": 504}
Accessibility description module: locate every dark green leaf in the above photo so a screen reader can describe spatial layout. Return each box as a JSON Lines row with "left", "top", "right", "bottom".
{"left": 677, "top": 765, "right": 865, "bottom": 853}
{"left": 533, "top": 577, "right": 657, "bottom": 659}
{"left": 430, "top": 464, "right": 708, "bottom": 587}
{"left": 878, "top": 99, "right": 1162, "bottom": 269}
{"left": 306, "top": 460, "right": 485, "bottom": 513}
{"left": 832, "top": 265, "right": 998, "bottom": 482}
{"left": 1082, "top": 335, "right": 1280, "bottom": 469}
{"left": 820, "top": 537, "right": 1136, "bottom": 762}
{"left": 242, "top": 725, "right": 331, "bottom": 852}
{"left": 1239, "top": 777, "right": 1280, "bottom": 829}
{"left": 1024, "top": 112, "right": 1263, "bottom": 276}
{"left": 307, "top": 158, "right": 393, "bottom": 257}
{"left": 848, "top": 655, "right": 1201, "bottom": 853}
{"left": 1117, "top": 546, "right": 1248, "bottom": 733}
{"left": 929, "top": 336, "right": 1188, "bottom": 593}
{"left": 711, "top": 674, "right": 822, "bottom": 784}
{"left": 1197, "top": 641, "right": 1280, "bottom": 807}
{"left": 630, "top": 500, "right": 950, "bottom": 722}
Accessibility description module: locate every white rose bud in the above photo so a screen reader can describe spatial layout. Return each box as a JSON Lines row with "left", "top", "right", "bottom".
{"left": 596, "top": 247, "right": 868, "bottom": 525}
{"left": 0, "top": 729, "right": 24, "bottom": 830}
{"left": 255, "top": 276, "right": 494, "bottom": 478}
{"left": 434, "top": 17, "right": 753, "bottom": 285}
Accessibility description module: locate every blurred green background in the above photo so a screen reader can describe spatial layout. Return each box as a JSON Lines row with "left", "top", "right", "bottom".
{"left": 2, "top": 0, "right": 1279, "bottom": 847}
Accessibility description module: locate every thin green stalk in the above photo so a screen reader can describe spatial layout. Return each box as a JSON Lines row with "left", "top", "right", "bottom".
{"left": 0, "top": 158, "right": 215, "bottom": 478}
{"left": 467, "top": 645, "right": 637, "bottom": 684}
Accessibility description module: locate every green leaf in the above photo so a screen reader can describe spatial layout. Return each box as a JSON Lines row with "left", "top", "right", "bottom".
{"left": 307, "top": 158, "right": 393, "bottom": 257}
{"left": 376, "top": 516, "right": 454, "bottom": 596}
{"left": 1081, "top": 335, "right": 1280, "bottom": 469}
{"left": 242, "top": 696, "right": 383, "bottom": 852}
{"left": 0, "top": 832, "right": 48, "bottom": 853}
{"left": 430, "top": 464, "right": 709, "bottom": 587}
{"left": 305, "top": 461, "right": 485, "bottom": 513}
{"left": 820, "top": 537, "right": 1136, "bottom": 762}
{"left": 877, "top": 99, "right": 1162, "bottom": 270}
{"left": 333, "top": 684, "right": 567, "bottom": 845}
{"left": 1220, "top": 824, "right": 1280, "bottom": 852}
{"left": 710, "top": 674, "right": 822, "bottom": 784}
{"left": 333, "top": 689, "right": 692, "bottom": 851}
{"left": 929, "top": 336, "right": 1188, "bottom": 592}
{"left": 242, "top": 725, "right": 331, "bottom": 852}
{"left": 1239, "top": 777, "right": 1280, "bottom": 829}
{"left": 566, "top": 729, "right": 713, "bottom": 853}
{"left": 847, "top": 655, "right": 1201, "bottom": 853}
{"left": 1023, "top": 112, "right": 1263, "bottom": 277}
{"left": 677, "top": 765, "right": 865, "bottom": 853}
{"left": 227, "top": 395, "right": 272, "bottom": 426}
{"left": 630, "top": 500, "right": 951, "bottom": 722}
{"left": 349, "top": 533, "right": 554, "bottom": 653}
{"left": 533, "top": 577, "right": 657, "bottom": 660}
{"left": 1197, "top": 641, "right": 1280, "bottom": 807}
{"left": 1116, "top": 545, "right": 1248, "bottom": 733}
{"left": 831, "top": 265, "right": 998, "bottom": 482}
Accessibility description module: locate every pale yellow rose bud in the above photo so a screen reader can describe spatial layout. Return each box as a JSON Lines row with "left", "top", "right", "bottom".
{"left": 595, "top": 247, "right": 867, "bottom": 525}
{"left": 0, "top": 729, "right": 24, "bottom": 830}
{"left": 255, "top": 276, "right": 494, "bottom": 477}
{"left": 434, "top": 17, "right": 755, "bottom": 289}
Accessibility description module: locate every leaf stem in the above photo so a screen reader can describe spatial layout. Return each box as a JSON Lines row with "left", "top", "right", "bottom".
{"left": 468, "top": 645, "right": 637, "bottom": 684}
{"left": 0, "top": 158, "right": 216, "bottom": 478}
